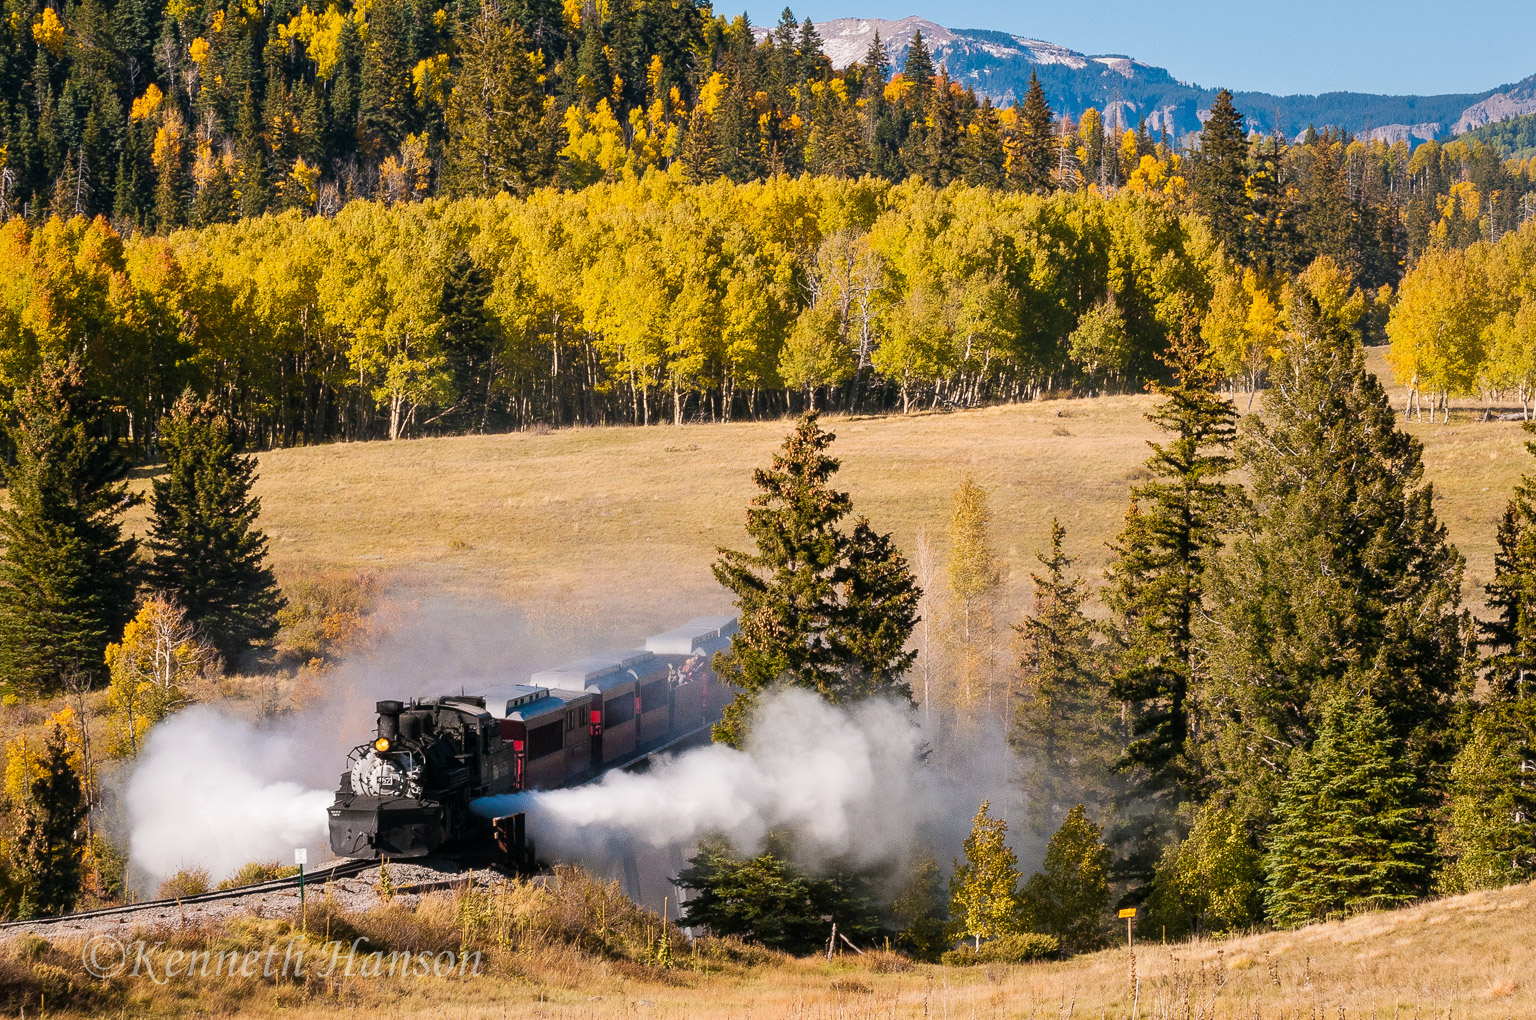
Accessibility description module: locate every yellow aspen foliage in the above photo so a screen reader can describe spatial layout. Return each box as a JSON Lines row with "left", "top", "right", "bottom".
{"left": 129, "top": 83, "right": 164, "bottom": 122}
{"left": 697, "top": 72, "right": 727, "bottom": 115}
{"left": 210, "top": 9, "right": 225, "bottom": 32}
{"left": 1119, "top": 128, "right": 1138, "bottom": 169}
{"left": 946, "top": 476, "right": 1005, "bottom": 715}
{"left": 884, "top": 74, "right": 913, "bottom": 105}
{"left": 1386, "top": 243, "right": 1487, "bottom": 420}
{"left": 561, "top": 100, "right": 629, "bottom": 186}
{"left": 376, "top": 134, "right": 430, "bottom": 202}
{"left": 189, "top": 35, "right": 210, "bottom": 63}
{"left": 289, "top": 157, "right": 321, "bottom": 205}
{"left": 561, "top": 0, "right": 582, "bottom": 30}
{"left": 432, "top": 7, "right": 446, "bottom": 28}
{"left": 1078, "top": 108, "right": 1102, "bottom": 143}
{"left": 3, "top": 735, "right": 45, "bottom": 807}
{"left": 278, "top": 4, "right": 354, "bottom": 79}
{"left": 412, "top": 53, "right": 449, "bottom": 107}
{"left": 151, "top": 108, "right": 185, "bottom": 170}
{"left": 949, "top": 800, "right": 1023, "bottom": 947}
{"left": 104, "top": 595, "right": 218, "bottom": 758}
{"left": 32, "top": 7, "right": 65, "bottom": 56}
{"left": 1125, "top": 153, "right": 1187, "bottom": 197}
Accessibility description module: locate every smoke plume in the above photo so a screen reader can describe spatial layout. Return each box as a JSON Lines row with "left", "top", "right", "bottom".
{"left": 472, "top": 687, "right": 1024, "bottom": 874}
{"left": 118, "top": 596, "right": 628, "bottom": 890}
{"left": 124, "top": 708, "right": 334, "bottom": 884}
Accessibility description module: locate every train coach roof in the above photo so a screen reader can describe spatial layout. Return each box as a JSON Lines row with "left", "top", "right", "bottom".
{"left": 644, "top": 615, "right": 739, "bottom": 655}
{"left": 529, "top": 656, "right": 629, "bottom": 688}
{"left": 479, "top": 684, "right": 592, "bottom": 721}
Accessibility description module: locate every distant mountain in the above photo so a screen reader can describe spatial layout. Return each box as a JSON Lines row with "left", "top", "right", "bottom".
{"left": 793, "top": 16, "right": 1536, "bottom": 145}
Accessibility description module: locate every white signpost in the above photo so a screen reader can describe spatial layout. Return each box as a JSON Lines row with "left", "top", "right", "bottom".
{"left": 295, "top": 848, "right": 308, "bottom": 928}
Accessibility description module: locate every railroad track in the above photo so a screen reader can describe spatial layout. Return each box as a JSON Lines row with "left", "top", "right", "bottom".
{"left": 0, "top": 857, "right": 378, "bottom": 931}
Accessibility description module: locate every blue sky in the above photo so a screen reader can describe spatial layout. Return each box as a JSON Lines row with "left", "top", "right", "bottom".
{"left": 738, "top": 0, "right": 1536, "bottom": 97}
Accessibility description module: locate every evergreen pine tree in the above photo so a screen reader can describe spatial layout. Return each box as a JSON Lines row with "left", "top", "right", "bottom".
{"left": 916, "top": 70, "right": 960, "bottom": 185}
{"left": 901, "top": 30, "right": 934, "bottom": 108}
{"left": 1103, "top": 327, "right": 1237, "bottom": 807}
{"left": 0, "top": 361, "right": 139, "bottom": 696}
{"left": 958, "top": 98, "right": 1005, "bottom": 187}
{"left": 1264, "top": 695, "right": 1432, "bottom": 928}
{"left": 1016, "top": 69, "right": 1055, "bottom": 193}
{"left": 146, "top": 392, "right": 284, "bottom": 666}
{"left": 1193, "top": 89, "right": 1250, "bottom": 255}
{"left": 949, "top": 800, "right": 1022, "bottom": 948}
{"left": 1485, "top": 422, "right": 1536, "bottom": 699}
{"left": 12, "top": 724, "right": 87, "bottom": 917}
{"left": 1014, "top": 519, "right": 1119, "bottom": 837}
{"left": 679, "top": 105, "right": 722, "bottom": 184}
{"left": 1206, "top": 293, "right": 1467, "bottom": 800}
{"left": 711, "top": 413, "right": 919, "bottom": 744}
{"left": 832, "top": 518, "right": 921, "bottom": 701}
{"left": 1436, "top": 699, "right": 1536, "bottom": 893}
{"left": 892, "top": 850, "right": 950, "bottom": 961}
{"left": 357, "top": 0, "right": 416, "bottom": 155}
{"left": 1019, "top": 804, "right": 1111, "bottom": 954}
{"left": 676, "top": 834, "right": 885, "bottom": 953}
{"left": 444, "top": 11, "right": 548, "bottom": 197}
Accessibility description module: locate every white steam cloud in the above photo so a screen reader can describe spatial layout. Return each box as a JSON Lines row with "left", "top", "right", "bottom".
{"left": 125, "top": 708, "right": 334, "bottom": 883}
{"left": 473, "top": 687, "right": 1022, "bottom": 873}
{"left": 116, "top": 598, "right": 664, "bottom": 890}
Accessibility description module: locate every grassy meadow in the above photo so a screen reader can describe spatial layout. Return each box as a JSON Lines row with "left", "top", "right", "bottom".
{"left": 12, "top": 874, "right": 1534, "bottom": 1018}
{"left": 113, "top": 347, "right": 1535, "bottom": 637}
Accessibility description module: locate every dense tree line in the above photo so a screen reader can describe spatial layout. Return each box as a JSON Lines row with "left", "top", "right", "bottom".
{"left": 0, "top": 180, "right": 1221, "bottom": 445}
{"left": 3, "top": 0, "right": 1532, "bottom": 287}
{"left": 1386, "top": 216, "right": 1536, "bottom": 418}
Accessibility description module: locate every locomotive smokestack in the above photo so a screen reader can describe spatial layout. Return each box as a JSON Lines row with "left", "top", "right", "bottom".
{"left": 376, "top": 700, "right": 403, "bottom": 743}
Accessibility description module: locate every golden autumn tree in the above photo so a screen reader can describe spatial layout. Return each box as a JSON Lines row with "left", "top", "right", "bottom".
{"left": 104, "top": 595, "right": 218, "bottom": 757}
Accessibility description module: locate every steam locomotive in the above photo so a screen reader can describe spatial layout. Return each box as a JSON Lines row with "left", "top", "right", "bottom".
{"left": 326, "top": 615, "right": 737, "bottom": 862}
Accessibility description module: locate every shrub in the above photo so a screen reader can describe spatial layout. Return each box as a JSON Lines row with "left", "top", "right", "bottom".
{"left": 274, "top": 571, "right": 378, "bottom": 663}
{"left": 215, "top": 860, "right": 300, "bottom": 890}
{"left": 157, "top": 867, "right": 210, "bottom": 900}
{"left": 941, "top": 932, "right": 1058, "bottom": 966}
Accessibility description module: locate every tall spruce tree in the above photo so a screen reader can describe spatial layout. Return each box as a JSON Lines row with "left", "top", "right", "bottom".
{"left": 1205, "top": 293, "right": 1468, "bottom": 808}
{"left": 1103, "top": 328, "right": 1237, "bottom": 807}
{"left": 147, "top": 392, "right": 285, "bottom": 666}
{"left": 1263, "top": 694, "right": 1431, "bottom": 928}
{"left": 0, "top": 361, "right": 139, "bottom": 696}
{"left": 1193, "top": 89, "right": 1250, "bottom": 255}
{"left": 444, "top": 11, "right": 548, "bottom": 197}
{"left": 1014, "top": 519, "right": 1119, "bottom": 837}
{"left": 1485, "top": 422, "right": 1536, "bottom": 698}
{"left": 711, "top": 413, "right": 920, "bottom": 744}
{"left": 12, "top": 724, "right": 88, "bottom": 917}
{"left": 1016, "top": 70, "right": 1056, "bottom": 193}
{"left": 901, "top": 30, "right": 935, "bottom": 106}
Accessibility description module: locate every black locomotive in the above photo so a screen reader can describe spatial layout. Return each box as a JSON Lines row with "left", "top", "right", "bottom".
{"left": 326, "top": 615, "right": 736, "bottom": 861}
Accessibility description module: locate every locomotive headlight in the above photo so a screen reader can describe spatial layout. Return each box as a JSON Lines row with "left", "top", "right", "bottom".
{"left": 373, "top": 736, "right": 392, "bottom": 753}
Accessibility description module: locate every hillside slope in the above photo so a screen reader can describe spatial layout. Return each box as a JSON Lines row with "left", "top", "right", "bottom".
{"left": 111, "top": 350, "right": 1529, "bottom": 640}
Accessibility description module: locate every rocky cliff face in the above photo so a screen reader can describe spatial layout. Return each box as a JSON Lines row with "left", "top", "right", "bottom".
{"left": 774, "top": 14, "right": 1534, "bottom": 146}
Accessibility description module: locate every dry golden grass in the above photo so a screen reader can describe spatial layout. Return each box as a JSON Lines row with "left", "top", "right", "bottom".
{"left": 105, "top": 346, "right": 1534, "bottom": 637}
{"left": 13, "top": 878, "right": 1536, "bottom": 1018}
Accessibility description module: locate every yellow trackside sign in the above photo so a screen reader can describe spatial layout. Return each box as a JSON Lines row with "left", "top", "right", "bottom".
{"left": 1118, "top": 908, "right": 1137, "bottom": 919}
